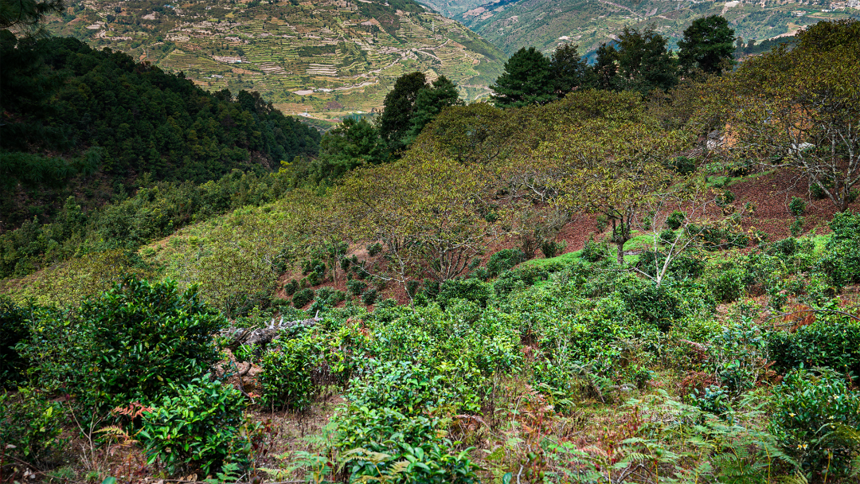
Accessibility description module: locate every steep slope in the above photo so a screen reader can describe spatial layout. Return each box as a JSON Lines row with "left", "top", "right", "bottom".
{"left": 48, "top": 0, "right": 505, "bottom": 117}
{"left": 435, "top": 0, "right": 860, "bottom": 56}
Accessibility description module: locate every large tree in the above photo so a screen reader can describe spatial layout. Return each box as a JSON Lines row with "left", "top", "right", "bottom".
{"left": 491, "top": 47, "right": 555, "bottom": 108}
{"left": 713, "top": 20, "right": 860, "bottom": 211}
{"left": 406, "top": 75, "right": 463, "bottom": 142}
{"left": 378, "top": 71, "right": 427, "bottom": 154}
{"left": 678, "top": 15, "right": 735, "bottom": 75}
{"left": 550, "top": 43, "right": 596, "bottom": 98}
{"left": 534, "top": 105, "right": 691, "bottom": 264}
{"left": 594, "top": 27, "right": 678, "bottom": 95}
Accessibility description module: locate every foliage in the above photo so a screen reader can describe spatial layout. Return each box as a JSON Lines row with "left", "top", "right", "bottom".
{"left": 767, "top": 314, "right": 860, "bottom": 379}
{"left": 0, "top": 34, "right": 319, "bottom": 230}
{"left": 486, "top": 249, "right": 525, "bottom": 278}
{"left": 0, "top": 297, "right": 30, "bottom": 388}
{"left": 593, "top": 27, "right": 678, "bottom": 95}
{"left": 713, "top": 19, "right": 860, "bottom": 211}
{"left": 19, "top": 276, "right": 224, "bottom": 412}
{"left": 818, "top": 211, "right": 860, "bottom": 288}
{"left": 259, "top": 338, "right": 315, "bottom": 411}
{"left": 769, "top": 369, "right": 860, "bottom": 480}
{"left": 0, "top": 387, "right": 68, "bottom": 472}
{"left": 678, "top": 15, "right": 736, "bottom": 75}
{"left": 379, "top": 71, "right": 427, "bottom": 154}
{"left": 491, "top": 47, "right": 555, "bottom": 108}
{"left": 139, "top": 378, "right": 249, "bottom": 476}
{"left": 437, "top": 278, "right": 491, "bottom": 309}
{"left": 408, "top": 76, "right": 464, "bottom": 141}
{"left": 292, "top": 288, "right": 315, "bottom": 309}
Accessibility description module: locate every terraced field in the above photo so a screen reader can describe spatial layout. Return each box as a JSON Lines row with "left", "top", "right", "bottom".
{"left": 434, "top": 0, "right": 860, "bottom": 56}
{"left": 50, "top": 0, "right": 505, "bottom": 118}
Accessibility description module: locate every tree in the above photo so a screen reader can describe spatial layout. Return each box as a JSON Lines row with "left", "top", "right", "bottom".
{"left": 0, "top": 0, "right": 63, "bottom": 38}
{"left": 615, "top": 27, "right": 678, "bottom": 95}
{"left": 378, "top": 71, "right": 426, "bottom": 154}
{"left": 406, "top": 75, "right": 462, "bottom": 142}
{"left": 334, "top": 153, "right": 500, "bottom": 294}
{"left": 592, "top": 42, "right": 619, "bottom": 91}
{"left": 713, "top": 20, "right": 860, "bottom": 211}
{"left": 491, "top": 47, "right": 555, "bottom": 108}
{"left": 678, "top": 15, "right": 735, "bottom": 75}
{"left": 534, "top": 103, "right": 691, "bottom": 264}
{"left": 310, "top": 117, "right": 388, "bottom": 184}
{"left": 550, "top": 43, "right": 596, "bottom": 97}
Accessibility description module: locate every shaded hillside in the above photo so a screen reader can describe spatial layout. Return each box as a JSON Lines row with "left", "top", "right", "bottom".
{"left": 0, "top": 33, "right": 320, "bottom": 231}
{"left": 445, "top": 0, "right": 860, "bottom": 56}
{"left": 48, "top": 0, "right": 505, "bottom": 117}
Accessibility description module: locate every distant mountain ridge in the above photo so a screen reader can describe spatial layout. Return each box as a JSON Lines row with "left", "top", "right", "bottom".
{"left": 49, "top": 0, "right": 505, "bottom": 118}
{"left": 417, "top": 0, "right": 860, "bottom": 56}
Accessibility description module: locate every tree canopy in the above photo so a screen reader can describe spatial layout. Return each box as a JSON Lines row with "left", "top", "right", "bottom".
{"left": 678, "top": 15, "right": 736, "bottom": 75}
{"left": 491, "top": 47, "right": 555, "bottom": 108}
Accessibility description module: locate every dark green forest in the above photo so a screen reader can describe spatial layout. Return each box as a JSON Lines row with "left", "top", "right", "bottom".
{"left": 0, "top": 32, "right": 320, "bottom": 231}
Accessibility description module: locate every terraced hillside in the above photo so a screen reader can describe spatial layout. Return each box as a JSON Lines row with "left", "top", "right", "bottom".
{"left": 48, "top": 0, "right": 504, "bottom": 118}
{"left": 437, "top": 0, "right": 860, "bottom": 56}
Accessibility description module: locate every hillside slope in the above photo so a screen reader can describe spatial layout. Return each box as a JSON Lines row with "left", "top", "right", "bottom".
{"left": 437, "top": 0, "right": 860, "bottom": 56}
{"left": 49, "top": 0, "right": 505, "bottom": 118}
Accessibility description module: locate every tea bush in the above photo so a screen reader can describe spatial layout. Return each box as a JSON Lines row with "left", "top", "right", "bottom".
{"left": 19, "top": 277, "right": 224, "bottom": 412}
{"left": 666, "top": 210, "right": 686, "bottom": 230}
{"left": 292, "top": 288, "right": 315, "bottom": 308}
{"left": 818, "top": 212, "right": 860, "bottom": 288}
{"left": 0, "top": 297, "right": 30, "bottom": 389}
{"left": 334, "top": 360, "right": 479, "bottom": 483}
{"left": 259, "top": 338, "right": 315, "bottom": 411}
{"left": 581, "top": 237, "right": 609, "bottom": 262}
{"left": 769, "top": 369, "right": 860, "bottom": 480}
{"left": 767, "top": 315, "right": 860, "bottom": 378}
{"left": 437, "top": 278, "right": 491, "bottom": 309}
{"left": 486, "top": 249, "right": 525, "bottom": 277}
{"left": 139, "top": 377, "right": 250, "bottom": 476}
{"left": 0, "top": 388, "right": 68, "bottom": 472}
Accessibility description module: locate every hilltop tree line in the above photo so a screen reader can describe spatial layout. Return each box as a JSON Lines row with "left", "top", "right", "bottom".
{"left": 493, "top": 15, "right": 736, "bottom": 106}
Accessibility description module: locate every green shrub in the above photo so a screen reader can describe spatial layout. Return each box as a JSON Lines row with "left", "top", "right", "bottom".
{"left": 259, "top": 339, "right": 314, "bottom": 411}
{"left": 769, "top": 369, "right": 860, "bottom": 480}
{"left": 347, "top": 280, "right": 367, "bottom": 297}
{"left": 715, "top": 189, "right": 736, "bottom": 208}
{"left": 283, "top": 279, "right": 299, "bottom": 296}
{"left": 659, "top": 229, "right": 678, "bottom": 245}
{"left": 618, "top": 281, "right": 682, "bottom": 331}
{"left": 367, "top": 242, "right": 382, "bottom": 257}
{"left": 19, "top": 277, "right": 224, "bottom": 412}
{"left": 790, "top": 218, "right": 804, "bottom": 237}
{"left": 1, "top": 297, "right": 30, "bottom": 389}
{"left": 0, "top": 388, "right": 68, "bottom": 473}
{"left": 486, "top": 249, "right": 525, "bottom": 277}
{"left": 666, "top": 211, "right": 686, "bottom": 230}
{"left": 334, "top": 360, "right": 479, "bottom": 483}
{"left": 139, "top": 378, "right": 250, "bottom": 476}
{"left": 818, "top": 212, "right": 860, "bottom": 288}
{"left": 668, "top": 156, "right": 697, "bottom": 175}
{"left": 581, "top": 237, "right": 609, "bottom": 262}
{"left": 789, "top": 197, "right": 806, "bottom": 217}
{"left": 540, "top": 239, "right": 566, "bottom": 259}
{"left": 361, "top": 288, "right": 378, "bottom": 306}
{"left": 707, "top": 318, "right": 768, "bottom": 396}
{"left": 292, "top": 288, "right": 315, "bottom": 308}
{"left": 707, "top": 265, "right": 746, "bottom": 303}
{"left": 767, "top": 316, "right": 860, "bottom": 378}
{"left": 437, "top": 279, "right": 491, "bottom": 309}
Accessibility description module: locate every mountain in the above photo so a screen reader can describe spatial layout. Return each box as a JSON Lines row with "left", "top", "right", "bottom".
{"left": 423, "top": 0, "right": 860, "bottom": 57}
{"left": 48, "top": 0, "right": 505, "bottom": 118}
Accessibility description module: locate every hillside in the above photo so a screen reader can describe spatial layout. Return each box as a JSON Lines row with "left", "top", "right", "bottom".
{"left": 48, "top": 0, "right": 505, "bottom": 118}
{"left": 438, "top": 0, "right": 860, "bottom": 56}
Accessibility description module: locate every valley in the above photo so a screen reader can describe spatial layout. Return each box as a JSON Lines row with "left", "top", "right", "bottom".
{"left": 48, "top": 0, "right": 505, "bottom": 118}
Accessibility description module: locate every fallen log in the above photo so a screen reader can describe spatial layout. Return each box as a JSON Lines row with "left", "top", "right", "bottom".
{"left": 219, "top": 313, "right": 321, "bottom": 350}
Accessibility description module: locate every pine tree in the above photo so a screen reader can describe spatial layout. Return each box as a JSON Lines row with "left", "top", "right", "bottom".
{"left": 491, "top": 47, "right": 555, "bottom": 108}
